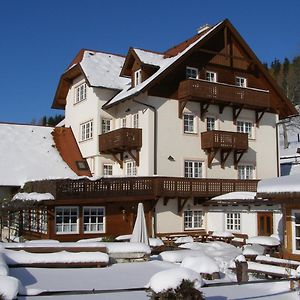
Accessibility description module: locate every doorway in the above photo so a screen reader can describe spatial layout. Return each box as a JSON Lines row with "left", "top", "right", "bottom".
{"left": 257, "top": 212, "right": 273, "bottom": 236}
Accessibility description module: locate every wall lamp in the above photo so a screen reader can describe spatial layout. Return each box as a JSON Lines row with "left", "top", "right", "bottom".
{"left": 168, "top": 155, "right": 175, "bottom": 161}
{"left": 125, "top": 108, "right": 131, "bottom": 113}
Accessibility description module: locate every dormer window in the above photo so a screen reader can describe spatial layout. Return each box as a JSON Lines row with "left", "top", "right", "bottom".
{"left": 134, "top": 69, "right": 142, "bottom": 86}
{"left": 205, "top": 71, "right": 217, "bottom": 82}
{"left": 74, "top": 83, "right": 87, "bottom": 104}
{"left": 236, "top": 76, "right": 247, "bottom": 87}
{"left": 186, "top": 67, "right": 199, "bottom": 79}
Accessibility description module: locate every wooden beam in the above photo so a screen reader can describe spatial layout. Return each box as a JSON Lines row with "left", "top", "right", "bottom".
{"left": 178, "top": 100, "right": 188, "bottom": 119}
{"left": 178, "top": 198, "right": 188, "bottom": 214}
{"left": 219, "top": 104, "right": 225, "bottom": 114}
{"left": 234, "top": 150, "right": 246, "bottom": 169}
{"left": 255, "top": 110, "right": 266, "bottom": 128}
{"left": 197, "top": 49, "right": 253, "bottom": 63}
{"left": 220, "top": 150, "right": 232, "bottom": 169}
{"left": 112, "top": 153, "right": 123, "bottom": 169}
{"left": 232, "top": 106, "right": 243, "bottom": 125}
{"left": 224, "top": 27, "right": 228, "bottom": 57}
{"left": 163, "top": 198, "right": 170, "bottom": 206}
{"left": 201, "top": 103, "right": 210, "bottom": 119}
{"left": 128, "top": 150, "right": 140, "bottom": 166}
{"left": 207, "top": 149, "right": 218, "bottom": 168}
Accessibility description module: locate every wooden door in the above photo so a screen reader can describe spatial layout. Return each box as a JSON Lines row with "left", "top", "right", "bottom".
{"left": 257, "top": 212, "right": 273, "bottom": 236}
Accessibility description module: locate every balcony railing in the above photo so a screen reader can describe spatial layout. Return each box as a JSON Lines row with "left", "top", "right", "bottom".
{"left": 178, "top": 79, "right": 270, "bottom": 110}
{"left": 24, "top": 177, "right": 258, "bottom": 200}
{"left": 99, "top": 128, "right": 142, "bottom": 154}
{"left": 201, "top": 130, "right": 248, "bottom": 151}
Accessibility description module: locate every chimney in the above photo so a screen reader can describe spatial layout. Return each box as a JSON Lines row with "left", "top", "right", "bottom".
{"left": 197, "top": 24, "right": 211, "bottom": 34}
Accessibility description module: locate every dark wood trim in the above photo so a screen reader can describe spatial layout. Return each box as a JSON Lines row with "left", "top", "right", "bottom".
{"left": 220, "top": 149, "right": 232, "bottom": 169}
{"left": 255, "top": 110, "right": 266, "bottom": 127}
{"left": 234, "top": 150, "right": 246, "bottom": 169}
{"left": 178, "top": 100, "right": 188, "bottom": 119}
{"left": 200, "top": 103, "right": 210, "bottom": 120}
{"left": 232, "top": 106, "right": 243, "bottom": 125}
{"left": 207, "top": 149, "right": 218, "bottom": 168}
{"left": 178, "top": 198, "right": 188, "bottom": 214}
{"left": 112, "top": 153, "right": 123, "bottom": 169}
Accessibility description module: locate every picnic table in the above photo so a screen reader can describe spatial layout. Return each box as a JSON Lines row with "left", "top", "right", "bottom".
{"left": 156, "top": 231, "right": 209, "bottom": 245}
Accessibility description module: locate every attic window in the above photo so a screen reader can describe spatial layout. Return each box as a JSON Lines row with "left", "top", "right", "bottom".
{"left": 186, "top": 67, "right": 198, "bottom": 79}
{"left": 76, "top": 160, "right": 89, "bottom": 170}
{"left": 74, "top": 83, "right": 87, "bottom": 104}
{"left": 134, "top": 69, "right": 142, "bottom": 86}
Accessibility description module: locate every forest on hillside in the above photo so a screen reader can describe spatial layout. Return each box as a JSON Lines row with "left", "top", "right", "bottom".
{"left": 267, "top": 55, "right": 300, "bottom": 106}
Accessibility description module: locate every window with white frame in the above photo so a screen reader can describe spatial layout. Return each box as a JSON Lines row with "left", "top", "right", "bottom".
{"left": 184, "top": 210, "right": 203, "bottom": 229}
{"left": 183, "top": 113, "right": 196, "bottom": 134}
{"left": 39, "top": 209, "right": 48, "bottom": 234}
{"left": 125, "top": 160, "right": 137, "bottom": 176}
{"left": 292, "top": 210, "right": 300, "bottom": 253}
{"left": 101, "top": 118, "right": 111, "bottom": 134}
{"left": 74, "top": 83, "right": 87, "bottom": 104}
{"left": 205, "top": 71, "right": 217, "bottom": 82}
{"left": 30, "top": 210, "right": 38, "bottom": 232}
{"left": 103, "top": 164, "right": 113, "bottom": 176}
{"left": 134, "top": 69, "right": 142, "bottom": 86}
{"left": 226, "top": 213, "right": 241, "bottom": 231}
{"left": 237, "top": 120, "right": 253, "bottom": 138}
{"left": 186, "top": 67, "right": 199, "bottom": 79}
{"left": 80, "top": 120, "right": 93, "bottom": 141}
{"left": 55, "top": 207, "right": 79, "bottom": 234}
{"left": 235, "top": 76, "right": 247, "bottom": 87}
{"left": 184, "top": 160, "right": 202, "bottom": 178}
{"left": 206, "top": 117, "right": 215, "bottom": 131}
{"left": 133, "top": 113, "right": 139, "bottom": 128}
{"left": 83, "top": 207, "right": 105, "bottom": 233}
{"left": 238, "top": 165, "right": 254, "bottom": 180}
{"left": 121, "top": 117, "right": 127, "bottom": 128}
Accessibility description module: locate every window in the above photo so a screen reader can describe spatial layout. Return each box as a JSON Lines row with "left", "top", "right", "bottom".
{"left": 102, "top": 118, "right": 111, "bottom": 134}
{"left": 30, "top": 210, "right": 38, "bottom": 232}
{"left": 206, "top": 117, "right": 215, "bottom": 131}
{"left": 186, "top": 67, "right": 198, "bottom": 79}
{"left": 55, "top": 207, "right": 79, "bottom": 234}
{"left": 292, "top": 210, "right": 300, "bottom": 253}
{"left": 23, "top": 210, "right": 30, "bottom": 231}
{"left": 236, "top": 77, "right": 247, "bottom": 87}
{"left": 205, "top": 71, "right": 217, "bottom": 82}
{"left": 83, "top": 207, "right": 105, "bottom": 233}
{"left": 121, "top": 117, "right": 127, "bottom": 128}
{"left": 103, "top": 164, "right": 113, "bottom": 176}
{"left": 134, "top": 69, "right": 142, "bottom": 86}
{"left": 76, "top": 161, "right": 89, "bottom": 170}
{"left": 237, "top": 120, "right": 253, "bottom": 138}
{"left": 126, "top": 160, "right": 137, "bottom": 176}
{"left": 39, "top": 209, "right": 48, "bottom": 234}
{"left": 183, "top": 113, "right": 196, "bottom": 133}
{"left": 133, "top": 113, "right": 139, "bottom": 128}
{"left": 226, "top": 213, "right": 241, "bottom": 231}
{"left": 184, "top": 210, "right": 203, "bottom": 229}
{"left": 238, "top": 165, "right": 254, "bottom": 180}
{"left": 74, "top": 83, "right": 87, "bottom": 104}
{"left": 80, "top": 120, "right": 93, "bottom": 141}
{"left": 184, "top": 160, "right": 202, "bottom": 178}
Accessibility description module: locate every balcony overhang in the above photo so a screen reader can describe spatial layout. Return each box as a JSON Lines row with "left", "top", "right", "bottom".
{"left": 178, "top": 79, "right": 271, "bottom": 121}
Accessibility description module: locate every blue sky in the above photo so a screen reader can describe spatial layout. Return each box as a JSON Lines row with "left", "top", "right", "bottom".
{"left": 1, "top": 0, "right": 299, "bottom": 124}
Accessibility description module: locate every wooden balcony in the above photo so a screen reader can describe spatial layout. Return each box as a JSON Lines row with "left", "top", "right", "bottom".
{"left": 201, "top": 130, "right": 248, "bottom": 151}
{"left": 201, "top": 130, "right": 248, "bottom": 169}
{"left": 178, "top": 79, "right": 270, "bottom": 120}
{"left": 99, "top": 128, "right": 142, "bottom": 154}
{"left": 24, "top": 177, "right": 258, "bottom": 202}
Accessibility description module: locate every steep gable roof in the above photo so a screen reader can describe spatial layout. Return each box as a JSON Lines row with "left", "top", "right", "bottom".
{"left": 0, "top": 123, "right": 86, "bottom": 187}
{"left": 52, "top": 50, "right": 130, "bottom": 109}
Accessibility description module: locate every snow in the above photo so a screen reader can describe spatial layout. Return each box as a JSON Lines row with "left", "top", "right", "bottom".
{"left": 0, "top": 275, "right": 19, "bottom": 300}
{"left": 133, "top": 48, "right": 165, "bottom": 66}
{"left": 247, "top": 236, "right": 281, "bottom": 246}
{"left": 257, "top": 172, "right": 300, "bottom": 194}
{"left": 0, "top": 252, "right": 9, "bottom": 276}
{"left": 3, "top": 249, "right": 109, "bottom": 265}
{"left": 25, "top": 239, "right": 60, "bottom": 244}
{"left": 248, "top": 261, "right": 297, "bottom": 277}
{"left": 212, "top": 231, "right": 234, "bottom": 237}
{"left": 243, "top": 244, "right": 266, "bottom": 256}
{"left": 149, "top": 238, "right": 164, "bottom": 247}
{"left": 181, "top": 255, "right": 219, "bottom": 274}
{"left": 115, "top": 234, "right": 131, "bottom": 241}
{"left": 104, "top": 242, "right": 151, "bottom": 255}
{"left": 12, "top": 192, "right": 54, "bottom": 202}
{"left": 147, "top": 267, "right": 203, "bottom": 293}
{"left": 174, "top": 236, "right": 194, "bottom": 244}
{"left": 234, "top": 255, "right": 247, "bottom": 263}
{"left": 256, "top": 255, "right": 300, "bottom": 267}
{"left": 0, "top": 124, "right": 77, "bottom": 186}
{"left": 79, "top": 51, "right": 130, "bottom": 90}
{"left": 211, "top": 191, "right": 256, "bottom": 202}
{"left": 104, "top": 20, "right": 223, "bottom": 107}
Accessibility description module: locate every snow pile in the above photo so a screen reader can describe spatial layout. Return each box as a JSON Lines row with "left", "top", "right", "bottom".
{"left": 5, "top": 241, "right": 105, "bottom": 249}
{"left": 181, "top": 255, "right": 219, "bottom": 274}
{"left": 77, "top": 237, "right": 103, "bottom": 243}
{"left": 234, "top": 255, "right": 246, "bottom": 263}
{"left": 0, "top": 276, "right": 19, "bottom": 300}
{"left": 256, "top": 255, "right": 300, "bottom": 267}
{"left": 212, "top": 231, "right": 234, "bottom": 238}
{"left": 115, "top": 235, "right": 132, "bottom": 241}
{"left": 25, "top": 239, "right": 59, "bottom": 244}
{"left": 247, "top": 236, "right": 280, "bottom": 246}
{"left": 0, "top": 252, "right": 9, "bottom": 276}
{"left": 174, "top": 236, "right": 194, "bottom": 244}
{"left": 159, "top": 250, "right": 205, "bottom": 263}
{"left": 3, "top": 249, "right": 109, "bottom": 265}
{"left": 243, "top": 244, "right": 265, "bottom": 256}
{"left": 147, "top": 267, "right": 203, "bottom": 293}
{"left": 12, "top": 192, "right": 54, "bottom": 202}
{"left": 248, "top": 261, "right": 297, "bottom": 277}
{"left": 104, "top": 242, "right": 151, "bottom": 254}
{"left": 149, "top": 238, "right": 164, "bottom": 247}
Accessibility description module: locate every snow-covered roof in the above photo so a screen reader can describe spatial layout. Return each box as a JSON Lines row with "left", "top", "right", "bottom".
{"left": 211, "top": 192, "right": 256, "bottom": 202}
{"left": 79, "top": 51, "right": 130, "bottom": 90}
{"left": 0, "top": 124, "right": 77, "bottom": 187}
{"left": 133, "top": 48, "right": 165, "bottom": 66}
{"left": 257, "top": 173, "right": 300, "bottom": 194}
{"left": 104, "top": 21, "right": 223, "bottom": 107}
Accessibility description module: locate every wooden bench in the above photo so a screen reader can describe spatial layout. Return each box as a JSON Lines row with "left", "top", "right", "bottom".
{"left": 156, "top": 231, "right": 209, "bottom": 245}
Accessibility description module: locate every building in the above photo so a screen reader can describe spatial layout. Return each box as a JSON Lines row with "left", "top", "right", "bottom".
{"left": 14, "top": 19, "right": 296, "bottom": 241}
